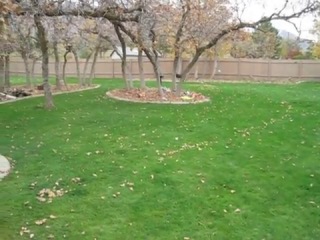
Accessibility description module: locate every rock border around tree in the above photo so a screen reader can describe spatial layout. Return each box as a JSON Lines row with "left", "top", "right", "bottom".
{"left": 0, "top": 155, "right": 11, "bottom": 181}
{"left": 106, "top": 88, "right": 211, "bottom": 105}
{"left": 0, "top": 84, "right": 101, "bottom": 105}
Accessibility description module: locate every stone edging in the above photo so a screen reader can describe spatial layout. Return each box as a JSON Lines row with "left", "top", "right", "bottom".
{"left": 106, "top": 91, "right": 210, "bottom": 105}
{"left": 0, "top": 84, "right": 101, "bottom": 105}
{"left": 0, "top": 155, "right": 11, "bottom": 181}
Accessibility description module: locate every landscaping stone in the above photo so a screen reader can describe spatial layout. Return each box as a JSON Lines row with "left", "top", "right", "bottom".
{"left": 0, "top": 155, "right": 11, "bottom": 180}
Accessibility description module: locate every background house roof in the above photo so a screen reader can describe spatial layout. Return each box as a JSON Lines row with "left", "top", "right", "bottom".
{"left": 110, "top": 46, "right": 162, "bottom": 58}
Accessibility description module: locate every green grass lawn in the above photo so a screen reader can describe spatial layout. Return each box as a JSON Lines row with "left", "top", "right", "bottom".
{"left": 1, "top": 79, "right": 320, "bottom": 239}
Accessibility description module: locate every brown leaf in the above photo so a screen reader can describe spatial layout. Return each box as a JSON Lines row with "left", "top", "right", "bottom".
{"left": 234, "top": 208, "right": 241, "bottom": 213}
{"left": 36, "top": 197, "right": 46, "bottom": 202}
{"left": 35, "top": 218, "right": 47, "bottom": 225}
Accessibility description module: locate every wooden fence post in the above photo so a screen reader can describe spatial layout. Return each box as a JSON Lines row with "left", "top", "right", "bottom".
{"left": 237, "top": 59, "right": 241, "bottom": 79}
{"left": 267, "top": 60, "right": 271, "bottom": 81}
{"left": 112, "top": 61, "right": 115, "bottom": 78}
{"left": 298, "top": 61, "right": 303, "bottom": 81}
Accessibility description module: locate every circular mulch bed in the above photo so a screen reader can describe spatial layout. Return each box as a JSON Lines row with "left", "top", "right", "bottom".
{"left": 0, "top": 84, "right": 100, "bottom": 104}
{"left": 106, "top": 88, "right": 210, "bottom": 104}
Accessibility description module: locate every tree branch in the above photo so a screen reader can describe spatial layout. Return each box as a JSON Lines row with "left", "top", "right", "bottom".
{"left": 13, "top": 1, "right": 143, "bottom": 22}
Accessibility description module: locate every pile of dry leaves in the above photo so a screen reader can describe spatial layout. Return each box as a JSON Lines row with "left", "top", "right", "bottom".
{"left": 107, "top": 88, "right": 209, "bottom": 103}
{"left": 0, "top": 84, "right": 92, "bottom": 102}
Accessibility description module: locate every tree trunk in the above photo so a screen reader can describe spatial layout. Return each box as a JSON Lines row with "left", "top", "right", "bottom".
{"left": 172, "top": 54, "right": 180, "bottom": 91}
{"left": 0, "top": 56, "right": 4, "bottom": 92}
{"left": 31, "top": 58, "right": 39, "bottom": 85}
{"left": 114, "top": 23, "right": 130, "bottom": 89}
{"left": 34, "top": 14, "right": 54, "bottom": 109}
{"left": 53, "top": 41, "right": 61, "bottom": 89}
{"left": 147, "top": 55, "right": 163, "bottom": 97}
{"left": 211, "top": 58, "right": 219, "bottom": 79}
{"left": 210, "top": 45, "right": 219, "bottom": 79}
{"left": 143, "top": 50, "right": 163, "bottom": 96}
{"left": 127, "top": 60, "right": 133, "bottom": 88}
{"left": 180, "top": 49, "right": 204, "bottom": 84}
{"left": 4, "top": 55, "right": 10, "bottom": 88}
{"left": 138, "top": 48, "right": 146, "bottom": 89}
{"left": 62, "top": 50, "right": 70, "bottom": 89}
{"left": 142, "top": 49, "right": 163, "bottom": 96}
{"left": 115, "top": 23, "right": 162, "bottom": 94}
{"left": 82, "top": 52, "right": 93, "bottom": 86}
{"left": 171, "top": 4, "right": 191, "bottom": 91}
{"left": 173, "top": 56, "right": 183, "bottom": 95}
{"left": 194, "top": 61, "right": 199, "bottom": 80}
{"left": 88, "top": 46, "right": 100, "bottom": 86}
{"left": 21, "top": 51, "right": 31, "bottom": 87}
{"left": 72, "top": 50, "right": 81, "bottom": 87}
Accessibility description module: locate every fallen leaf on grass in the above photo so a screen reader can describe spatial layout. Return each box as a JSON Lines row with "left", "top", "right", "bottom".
{"left": 20, "top": 227, "right": 31, "bottom": 236}
{"left": 234, "top": 208, "right": 241, "bottom": 213}
{"left": 126, "top": 182, "right": 134, "bottom": 187}
{"left": 37, "top": 187, "right": 66, "bottom": 202}
{"left": 36, "top": 197, "right": 46, "bottom": 202}
{"left": 113, "top": 192, "right": 121, "bottom": 198}
{"left": 71, "top": 177, "right": 81, "bottom": 183}
{"left": 29, "top": 182, "right": 37, "bottom": 189}
{"left": 49, "top": 215, "right": 57, "bottom": 219}
{"left": 35, "top": 218, "right": 47, "bottom": 225}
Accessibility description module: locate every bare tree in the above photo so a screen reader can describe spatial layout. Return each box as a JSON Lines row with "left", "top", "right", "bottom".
{"left": 51, "top": 17, "right": 63, "bottom": 89}
{"left": 8, "top": 14, "right": 37, "bottom": 87}
{"left": 88, "top": 40, "right": 101, "bottom": 86}
{"left": 4, "top": 0, "right": 320, "bottom": 100}
{"left": 138, "top": 46, "right": 145, "bottom": 89}
{"left": 187, "top": 2, "right": 317, "bottom": 78}
{"left": 114, "top": 22, "right": 132, "bottom": 89}
{"left": 32, "top": 0, "right": 54, "bottom": 109}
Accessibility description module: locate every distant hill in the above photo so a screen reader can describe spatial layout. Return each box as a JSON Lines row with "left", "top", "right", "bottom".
{"left": 278, "top": 30, "right": 314, "bottom": 52}
{"left": 278, "top": 30, "right": 298, "bottom": 40}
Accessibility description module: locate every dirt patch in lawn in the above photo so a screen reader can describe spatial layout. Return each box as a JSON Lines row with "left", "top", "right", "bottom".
{"left": 106, "top": 88, "right": 210, "bottom": 104}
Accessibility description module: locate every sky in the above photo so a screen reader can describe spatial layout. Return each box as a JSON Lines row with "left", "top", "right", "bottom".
{"left": 237, "top": 0, "right": 318, "bottom": 40}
